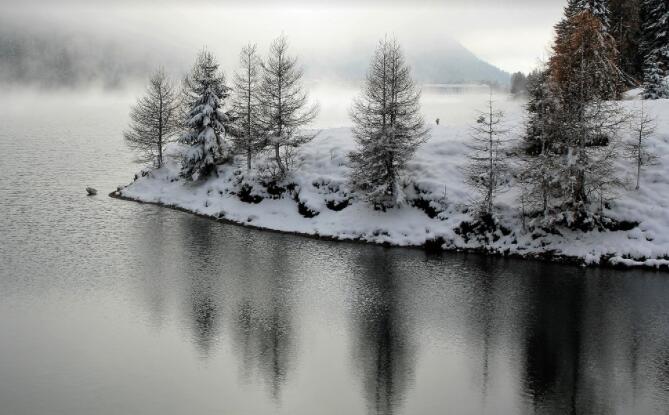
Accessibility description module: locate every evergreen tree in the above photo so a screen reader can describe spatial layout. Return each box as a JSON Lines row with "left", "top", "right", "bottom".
{"left": 510, "top": 72, "right": 528, "bottom": 95}
{"left": 179, "top": 50, "right": 230, "bottom": 181}
{"left": 523, "top": 69, "right": 560, "bottom": 156}
{"left": 260, "top": 35, "right": 318, "bottom": 177}
{"left": 519, "top": 69, "right": 563, "bottom": 217}
{"left": 349, "top": 38, "right": 429, "bottom": 209}
{"left": 124, "top": 68, "right": 179, "bottom": 168}
{"left": 641, "top": 0, "right": 669, "bottom": 99}
{"left": 609, "top": 0, "right": 643, "bottom": 80}
{"left": 230, "top": 44, "right": 265, "bottom": 171}
{"left": 642, "top": 58, "right": 669, "bottom": 99}
{"left": 464, "top": 91, "right": 509, "bottom": 216}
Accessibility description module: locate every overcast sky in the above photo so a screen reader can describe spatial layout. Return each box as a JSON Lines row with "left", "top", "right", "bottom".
{"left": 1, "top": 0, "right": 565, "bottom": 73}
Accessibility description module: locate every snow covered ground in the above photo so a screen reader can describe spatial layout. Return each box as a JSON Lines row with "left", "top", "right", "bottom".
{"left": 114, "top": 96, "right": 669, "bottom": 269}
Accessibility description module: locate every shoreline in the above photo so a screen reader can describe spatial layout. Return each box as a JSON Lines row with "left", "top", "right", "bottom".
{"left": 109, "top": 190, "right": 668, "bottom": 272}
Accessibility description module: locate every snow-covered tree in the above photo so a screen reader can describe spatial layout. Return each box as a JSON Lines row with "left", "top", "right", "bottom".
{"left": 626, "top": 102, "right": 658, "bottom": 189}
{"left": 523, "top": 69, "right": 561, "bottom": 156}
{"left": 642, "top": 58, "right": 669, "bottom": 99}
{"left": 180, "top": 50, "right": 230, "bottom": 180}
{"left": 519, "top": 69, "right": 563, "bottom": 217}
{"left": 555, "top": 0, "right": 583, "bottom": 39}
{"left": 641, "top": 0, "right": 669, "bottom": 99}
{"left": 519, "top": 10, "right": 627, "bottom": 226}
{"left": 463, "top": 91, "right": 509, "bottom": 216}
{"left": 349, "top": 38, "right": 429, "bottom": 210}
{"left": 230, "top": 44, "right": 265, "bottom": 171}
{"left": 555, "top": 0, "right": 611, "bottom": 39}
{"left": 641, "top": 0, "right": 669, "bottom": 66}
{"left": 124, "top": 68, "right": 179, "bottom": 168}
{"left": 550, "top": 10, "right": 623, "bottom": 102}
{"left": 579, "top": 0, "right": 612, "bottom": 30}
{"left": 553, "top": 99, "right": 625, "bottom": 223}
{"left": 260, "top": 35, "right": 318, "bottom": 177}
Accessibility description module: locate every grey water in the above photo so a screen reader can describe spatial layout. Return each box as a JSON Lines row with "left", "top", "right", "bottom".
{"left": 1, "top": 89, "right": 668, "bottom": 415}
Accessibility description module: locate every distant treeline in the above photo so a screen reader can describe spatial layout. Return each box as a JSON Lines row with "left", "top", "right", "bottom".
{"left": 0, "top": 27, "right": 156, "bottom": 89}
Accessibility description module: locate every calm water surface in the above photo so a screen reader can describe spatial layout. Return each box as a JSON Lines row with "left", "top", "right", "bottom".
{"left": 1, "top": 90, "right": 668, "bottom": 415}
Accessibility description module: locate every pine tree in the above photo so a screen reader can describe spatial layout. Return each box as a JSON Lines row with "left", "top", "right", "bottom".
{"left": 642, "top": 58, "right": 669, "bottom": 99}
{"left": 641, "top": 0, "right": 669, "bottom": 66}
{"left": 510, "top": 72, "right": 528, "bottom": 95}
{"left": 124, "top": 68, "right": 179, "bottom": 168}
{"left": 523, "top": 69, "right": 560, "bottom": 156}
{"left": 609, "top": 0, "right": 643, "bottom": 80}
{"left": 230, "top": 44, "right": 265, "bottom": 171}
{"left": 179, "top": 50, "right": 230, "bottom": 181}
{"left": 260, "top": 35, "right": 318, "bottom": 177}
{"left": 349, "top": 38, "right": 429, "bottom": 209}
{"left": 464, "top": 90, "right": 509, "bottom": 216}
{"left": 641, "top": 0, "right": 669, "bottom": 99}
{"left": 519, "top": 69, "right": 563, "bottom": 217}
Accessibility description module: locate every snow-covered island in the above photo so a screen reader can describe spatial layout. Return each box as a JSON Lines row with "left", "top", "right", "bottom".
{"left": 113, "top": 2, "right": 669, "bottom": 271}
{"left": 113, "top": 95, "right": 669, "bottom": 269}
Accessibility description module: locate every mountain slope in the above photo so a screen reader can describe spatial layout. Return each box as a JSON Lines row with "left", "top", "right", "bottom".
{"left": 303, "top": 38, "right": 510, "bottom": 86}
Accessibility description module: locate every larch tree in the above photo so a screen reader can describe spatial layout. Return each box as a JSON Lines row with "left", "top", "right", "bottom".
{"left": 626, "top": 102, "right": 658, "bottom": 189}
{"left": 463, "top": 90, "right": 509, "bottom": 217}
{"left": 179, "top": 50, "right": 230, "bottom": 181}
{"left": 578, "top": 0, "right": 612, "bottom": 30}
{"left": 124, "top": 68, "right": 179, "bottom": 168}
{"left": 230, "top": 44, "right": 265, "bottom": 171}
{"left": 260, "top": 35, "right": 318, "bottom": 177}
{"left": 548, "top": 11, "right": 627, "bottom": 223}
{"left": 550, "top": 10, "right": 623, "bottom": 102}
{"left": 349, "top": 37, "right": 429, "bottom": 210}
{"left": 555, "top": 0, "right": 610, "bottom": 41}
{"left": 555, "top": 0, "right": 583, "bottom": 40}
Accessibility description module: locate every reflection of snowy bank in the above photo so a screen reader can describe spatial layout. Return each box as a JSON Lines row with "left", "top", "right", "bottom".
{"left": 114, "top": 99, "right": 669, "bottom": 270}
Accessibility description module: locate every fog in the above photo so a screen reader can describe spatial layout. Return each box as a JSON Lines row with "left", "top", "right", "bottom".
{"left": 0, "top": 1, "right": 564, "bottom": 89}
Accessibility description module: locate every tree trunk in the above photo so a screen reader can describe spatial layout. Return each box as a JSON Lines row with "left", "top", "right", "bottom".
{"left": 275, "top": 143, "right": 285, "bottom": 174}
{"left": 158, "top": 86, "right": 164, "bottom": 168}
{"left": 247, "top": 60, "right": 252, "bottom": 171}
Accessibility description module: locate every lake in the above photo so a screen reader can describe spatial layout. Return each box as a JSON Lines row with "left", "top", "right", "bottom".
{"left": 0, "top": 88, "right": 668, "bottom": 415}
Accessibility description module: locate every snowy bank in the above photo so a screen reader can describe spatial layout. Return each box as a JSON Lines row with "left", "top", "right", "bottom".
{"left": 112, "top": 98, "right": 669, "bottom": 270}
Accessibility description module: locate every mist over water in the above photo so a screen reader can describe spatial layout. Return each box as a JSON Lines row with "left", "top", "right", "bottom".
{"left": 0, "top": 1, "right": 564, "bottom": 89}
